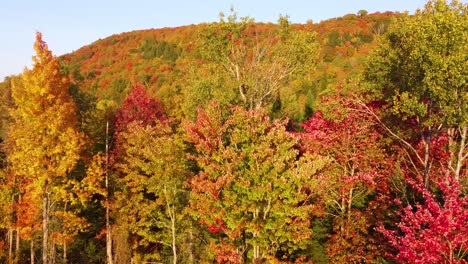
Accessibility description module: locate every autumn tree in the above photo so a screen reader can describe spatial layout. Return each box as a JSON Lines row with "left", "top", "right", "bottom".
{"left": 364, "top": 0, "right": 468, "bottom": 186}
{"left": 184, "top": 102, "right": 328, "bottom": 262}
{"left": 7, "top": 32, "right": 84, "bottom": 264}
{"left": 184, "top": 10, "right": 319, "bottom": 115}
{"left": 109, "top": 83, "right": 169, "bottom": 263}
{"left": 0, "top": 169, "right": 14, "bottom": 263}
{"left": 113, "top": 83, "right": 165, "bottom": 138}
{"left": 0, "top": 77, "right": 15, "bottom": 263}
{"left": 378, "top": 177, "right": 468, "bottom": 263}
{"left": 300, "top": 93, "right": 391, "bottom": 262}
{"left": 115, "top": 121, "right": 189, "bottom": 263}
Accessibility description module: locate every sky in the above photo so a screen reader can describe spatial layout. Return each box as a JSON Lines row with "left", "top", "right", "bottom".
{"left": 0, "top": 0, "right": 431, "bottom": 81}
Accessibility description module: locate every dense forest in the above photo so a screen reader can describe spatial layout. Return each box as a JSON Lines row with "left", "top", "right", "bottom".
{"left": 0, "top": 0, "right": 467, "bottom": 263}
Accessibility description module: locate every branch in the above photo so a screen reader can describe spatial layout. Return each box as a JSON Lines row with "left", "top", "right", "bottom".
{"left": 355, "top": 98, "right": 425, "bottom": 166}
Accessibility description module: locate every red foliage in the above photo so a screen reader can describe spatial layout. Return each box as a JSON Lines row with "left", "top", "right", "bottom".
{"left": 113, "top": 83, "right": 165, "bottom": 135}
{"left": 112, "top": 83, "right": 166, "bottom": 160}
{"left": 207, "top": 218, "right": 227, "bottom": 233}
{"left": 300, "top": 95, "right": 386, "bottom": 184}
{"left": 300, "top": 93, "right": 392, "bottom": 262}
{"left": 378, "top": 177, "right": 468, "bottom": 263}
{"left": 211, "top": 241, "right": 240, "bottom": 264}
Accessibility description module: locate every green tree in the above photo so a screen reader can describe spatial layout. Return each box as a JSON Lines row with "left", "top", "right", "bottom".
{"left": 357, "top": 9, "right": 368, "bottom": 17}
{"left": 184, "top": 102, "right": 328, "bottom": 262}
{"left": 115, "top": 121, "right": 189, "bottom": 263}
{"left": 365, "top": 0, "right": 467, "bottom": 186}
{"left": 185, "top": 10, "right": 319, "bottom": 114}
{"left": 7, "top": 32, "right": 84, "bottom": 264}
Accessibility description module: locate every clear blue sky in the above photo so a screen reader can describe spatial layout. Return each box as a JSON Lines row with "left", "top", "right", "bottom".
{"left": 1, "top": 0, "right": 430, "bottom": 80}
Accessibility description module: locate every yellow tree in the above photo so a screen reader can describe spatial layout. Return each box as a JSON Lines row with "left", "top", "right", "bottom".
{"left": 7, "top": 32, "right": 83, "bottom": 264}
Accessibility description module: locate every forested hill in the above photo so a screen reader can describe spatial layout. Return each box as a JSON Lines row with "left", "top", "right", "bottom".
{"left": 1, "top": 1, "right": 467, "bottom": 263}
{"left": 57, "top": 11, "right": 397, "bottom": 122}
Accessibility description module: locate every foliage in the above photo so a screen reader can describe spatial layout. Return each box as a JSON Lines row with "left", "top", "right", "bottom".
{"left": 139, "top": 37, "right": 182, "bottom": 62}
{"left": 378, "top": 177, "right": 468, "bottom": 263}
{"left": 0, "top": 6, "right": 465, "bottom": 263}
{"left": 113, "top": 83, "right": 165, "bottom": 135}
{"left": 193, "top": 10, "right": 319, "bottom": 111}
{"left": 112, "top": 83, "right": 165, "bottom": 162}
{"left": 7, "top": 32, "right": 85, "bottom": 263}
{"left": 116, "top": 121, "right": 189, "bottom": 262}
{"left": 184, "top": 102, "right": 328, "bottom": 262}
{"left": 364, "top": 0, "right": 468, "bottom": 185}
{"left": 300, "top": 92, "right": 391, "bottom": 262}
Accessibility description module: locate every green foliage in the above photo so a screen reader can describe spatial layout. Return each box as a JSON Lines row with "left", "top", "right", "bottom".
{"left": 184, "top": 103, "right": 329, "bottom": 262}
{"left": 364, "top": 0, "right": 467, "bottom": 185}
{"left": 181, "top": 63, "right": 239, "bottom": 119}
{"left": 115, "top": 121, "right": 190, "bottom": 262}
{"left": 191, "top": 10, "right": 319, "bottom": 112}
{"left": 358, "top": 10, "right": 369, "bottom": 17}
{"left": 139, "top": 37, "right": 182, "bottom": 62}
{"left": 365, "top": 0, "right": 467, "bottom": 128}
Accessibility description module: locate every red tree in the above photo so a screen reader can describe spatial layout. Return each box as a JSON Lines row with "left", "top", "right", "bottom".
{"left": 378, "top": 177, "right": 468, "bottom": 263}
{"left": 300, "top": 93, "right": 392, "bottom": 262}
{"left": 112, "top": 83, "right": 166, "bottom": 160}
{"left": 113, "top": 83, "right": 165, "bottom": 136}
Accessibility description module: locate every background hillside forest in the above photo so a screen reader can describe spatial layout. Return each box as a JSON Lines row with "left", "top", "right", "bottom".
{"left": 0, "top": 0, "right": 467, "bottom": 263}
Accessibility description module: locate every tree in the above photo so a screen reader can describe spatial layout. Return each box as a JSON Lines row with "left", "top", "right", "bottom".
{"left": 364, "top": 0, "right": 468, "bottom": 186}
{"left": 378, "top": 177, "right": 468, "bottom": 263}
{"left": 113, "top": 83, "right": 165, "bottom": 137}
{"left": 187, "top": 10, "right": 319, "bottom": 112}
{"left": 7, "top": 32, "right": 84, "bottom": 264}
{"left": 357, "top": 10, "right": 368, "bottom": 17}
{"left": 184, "top": 102, "right": 328, "bottom": 262}
{"left": 110, "top": 83, "right": 170, "bottom": 263}
{"left": 115, "top": 121, "right": 188, "bottom": 263}
{"left": 300, "top": 93, "right": 391, "bottom": 262}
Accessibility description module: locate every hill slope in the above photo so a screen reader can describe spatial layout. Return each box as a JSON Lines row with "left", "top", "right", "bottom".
{"left": 56, "top": 11, "right": 397, "bottom": 120}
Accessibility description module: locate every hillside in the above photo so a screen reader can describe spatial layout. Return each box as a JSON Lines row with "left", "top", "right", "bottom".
{"left": 58, "top": 11, "right": 398, "bottom": 121}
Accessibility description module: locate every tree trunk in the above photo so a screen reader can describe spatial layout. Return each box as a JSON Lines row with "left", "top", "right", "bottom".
{"left": 164, "top": 185, "right": 177, "bottom": 264}
{"left": 105, "top": 120, "right": 114, "bottom": 264}
{"left": 171, "top": 212, "right": 177, "bottom": 264}
{"left": 63, "top": 202, "right": 68, "bottom": 264}
{"left": 30, "top": 240, "right": 34, "bottom": 264}
{"left": 15, "top": 229, "right": 20, "bottom": 264}
{"left": 50, "top": 241, "right": 55, "bottom": 264}
{"left": 455, "top": 126, "right": 467, "bottom": 181}
{"left": 15, "top": 196, "right": 20, "bottom": 264}
{"left": 8, "top": 228, "right": 13, "bottom": 264}
{"left": 106, "top": 225, "right": 113, "bottom": 264}
{"left": 63, "top": 241, "right": 67, "bottom": 264}
{"left": 42, "top": 182, "right": 49, "bottom": 264}
{"left": 423, "top": 133, "right": 432, "bottom": 188}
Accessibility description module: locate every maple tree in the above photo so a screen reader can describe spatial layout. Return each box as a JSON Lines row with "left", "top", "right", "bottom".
{"left": 300, "top": 92, "right": 391, "bottom": 262}
{"left": 7, "top": 32, "right": 84, "bottom": 264}
{"left": 378, "top": 177, "right": 468, "bottom": 263}
{"left": 113, "top": 83, "right": 165, "bottom": 137}
{"left": 105, "top": 84, "right": 172, "bottom": 262}
{"left": 184, "top": 102, "right": 328, "bottom": 262}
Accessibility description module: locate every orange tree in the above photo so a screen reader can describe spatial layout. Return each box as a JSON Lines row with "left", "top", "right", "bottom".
{"left": 7, "top": 33, "right": 84, "bottom": 264}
